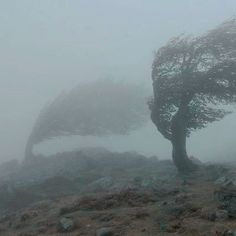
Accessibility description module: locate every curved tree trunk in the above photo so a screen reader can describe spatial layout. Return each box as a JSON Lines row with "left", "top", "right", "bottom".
{"left": 24, "top": 136, "right": 35, "bottom": 161}
{"left": 171, "top": 105, "right": 198, "bottom": 174}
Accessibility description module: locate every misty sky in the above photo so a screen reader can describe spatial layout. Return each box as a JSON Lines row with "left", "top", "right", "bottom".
{"left": 1, "top": 0, "right": 236, "bottom": 163}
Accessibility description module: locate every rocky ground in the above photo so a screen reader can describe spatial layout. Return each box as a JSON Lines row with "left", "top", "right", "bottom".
{"left": 0, "top": 149, "right": 236, "bottom": 235}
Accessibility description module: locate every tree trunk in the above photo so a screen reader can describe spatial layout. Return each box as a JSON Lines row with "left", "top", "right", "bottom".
{"left": 24, "top": 136, "right": 35, "bottom": 161}
{"left": 171, "top": 106, "right": 198, "bottom": 174}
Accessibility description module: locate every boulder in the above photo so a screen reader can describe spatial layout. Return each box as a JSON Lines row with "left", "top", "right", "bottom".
{"left": 58, "top": 217, "right": 74, "bottom": 232}
{"left": 215, "top": 187, "right": 236, "bottom": 218}
{"left": 96, "top": 227, "right": 113, "bottom": 236}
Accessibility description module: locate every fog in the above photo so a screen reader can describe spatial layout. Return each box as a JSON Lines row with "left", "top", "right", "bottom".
{"left": 1, "top": 0, "right": 236, "bottom": 164}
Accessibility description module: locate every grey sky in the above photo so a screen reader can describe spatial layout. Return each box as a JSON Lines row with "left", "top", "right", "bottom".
{"left": 1, "top": 0, "right": 236, "bottom": 163}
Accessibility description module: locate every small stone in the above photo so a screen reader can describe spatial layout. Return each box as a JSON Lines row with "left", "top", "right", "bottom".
{"left": 225, "top": 230, "right": 236, "bottom": 236}
{"left": 200, "top": 208, "right": 216, "bottom": 221}
{"left": 20, "top": 213, "right": 31, "bottom": 222}
{"left": 215, "top": 209, "right": 228, "bottom": 220}
{"left": 59, "top": 217, "right": 74, "bottom": 232}
{"left": 215, "top": 176, "right": 233, "bottom": 186}
{"left": 96, "top": 227, "right": 113, "bottom": 236}
{"left": 201, "top": 208, "right": 228, "bottom": 222}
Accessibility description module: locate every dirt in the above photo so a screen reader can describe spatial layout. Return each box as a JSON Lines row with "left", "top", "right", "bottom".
{"left": 0, "top": 166, "right": 236, "bottom": 236}
{"left": 0, "top": 151, "right": 236, "bottom": 236}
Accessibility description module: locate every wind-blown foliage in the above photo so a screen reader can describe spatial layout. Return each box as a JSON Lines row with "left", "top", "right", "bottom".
{"left": 26, "top": 80, "right": 148, "bottom": 158}
{"left": 150, "top": 19, "right": 236, "bottom": 172}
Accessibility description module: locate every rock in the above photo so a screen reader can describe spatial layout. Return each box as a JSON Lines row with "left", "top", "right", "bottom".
{"left": 215, "top": 176, "right": 228, "bottom": 185}
{"left": 228, "top": 198, "right": 236, "bottom": 217}
{"left": 214, "top": 170, "right": 236, "bottom": 188}
{"left": 205, "top": 164, "right": 228, "bottom": 181}
{"left": 20, "top": 211, "right": 38, "bottom": 222}
{"left": 215, "top": 176, "right": 233, "bottom": 187}
{"left": 20, "top": 213, "right": 30, "bottom": 222}
{"left": 215, "top": 187, "right": 236, "bottom": 218}
{"left": 200, "top": 208, "right": 217, "bottom": 221}
{"left": 200, "top": 208, "right": 228, "bottom": 221}
{"left": 59, "top": 217, "right": 74, "bottom": 232}
{"left": 96, "top": 227, "right": 113, "bottom": 236}
{"left": 215, "top": 209, "right": 228, "bottom": 220}
{"left": 225, "top": 230, "right": 236, "bottom": 236}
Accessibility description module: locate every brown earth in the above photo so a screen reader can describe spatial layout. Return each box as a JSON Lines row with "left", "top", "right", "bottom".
{"left": 0, "top": 166, "right": 236, "bottom": 236}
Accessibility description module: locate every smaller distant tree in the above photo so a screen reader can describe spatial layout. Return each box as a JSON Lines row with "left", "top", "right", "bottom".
{"left": 150, "top": 19, "right": 236, "bottom": 173}
{"left": 25, "top": 79, "right": 148, "bottom": 159}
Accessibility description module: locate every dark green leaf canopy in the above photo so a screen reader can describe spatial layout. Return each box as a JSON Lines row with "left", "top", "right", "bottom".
{"left": 150, "top": 19, "right": 236, "bottom": 140}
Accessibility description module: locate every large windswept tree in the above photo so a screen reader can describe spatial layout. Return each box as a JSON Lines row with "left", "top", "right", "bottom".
{"left": 150, "top": 19, "right": 236, "bottom": 173}
{"left": 25, "top": 79, "right": 148, "bottom": 159}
